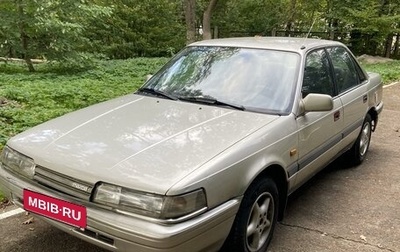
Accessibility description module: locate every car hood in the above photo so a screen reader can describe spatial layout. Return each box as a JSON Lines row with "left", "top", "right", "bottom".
{"left": 8, "top": 94, "right": 278, "bottom": 194}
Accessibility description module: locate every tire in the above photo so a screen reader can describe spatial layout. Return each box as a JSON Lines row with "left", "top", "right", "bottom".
{"left": 348, "top": 114, "right": 372, "bottom": 166}
{"left": 222, "top": 177, "right": 279, "bottom": 252}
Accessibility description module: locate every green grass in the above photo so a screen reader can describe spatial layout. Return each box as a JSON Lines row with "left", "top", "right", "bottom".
{"left": 361, "top": 60, "right": 400, "bottom": 84}
{"left": 0, "top": 191, "right": 6, "bottom": 204}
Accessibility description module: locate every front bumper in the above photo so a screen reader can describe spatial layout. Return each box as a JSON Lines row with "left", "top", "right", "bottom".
{"left": 0, "top": 166, "right": 240, "bottom": 252}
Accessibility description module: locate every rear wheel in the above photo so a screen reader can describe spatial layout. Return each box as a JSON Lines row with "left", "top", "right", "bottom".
{"left": 348, "top": 114, "right": 372, "bottom": 165}
{"left": 222, "top": 177, "right": 278, "bottom": 252}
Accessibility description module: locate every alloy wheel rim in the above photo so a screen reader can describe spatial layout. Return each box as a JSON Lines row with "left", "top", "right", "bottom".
{"left": 246, "top": 192, "right": 274, "bottom": 251}
{"left": 359, "top": 122, "right": 371, "bottom": 156}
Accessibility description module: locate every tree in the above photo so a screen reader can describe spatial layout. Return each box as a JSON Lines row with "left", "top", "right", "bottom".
{"left": 342, "top": 0, "right": 400, "bottom": 56}
{"left": 17, "top": 0, "right": 35, "bottom": 72}
{"left": 183, "top": 0, "right": 221, "bottom": 43}
{"left": 2, "top": 0, "right": 400, "bottom": 63}
{"left": 202, "top": 0, "right": 219, "bottom": 40}
{"left": 184, "top": 0, "right": 197, "bottom": 44}
{"left": 0, "top": 0, "right": 111, "bottom": 71}
{"left": 86, "top": 0, "right": 185, "bottom": 57}
{"left": 213, "top": 0, "right": 286, "bottom": 37}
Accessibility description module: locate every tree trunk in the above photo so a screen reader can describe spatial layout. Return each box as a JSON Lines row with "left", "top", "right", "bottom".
{"left": 379, "top": 0, "right": 391, "bottom": 57}
{"left": 17, "top": 0, "right": 35, "bottom": 72}
{"left": 21, "top": 33, "right": 35, "bottom": 72}
{"left": 285, "top": 0, "right": 297, "bottom": 36}
{"left": 213, "top": 25, "right": 219, "bottom": 39}
{"left": 183, "top": 0, "right": 196, "bottom": 45}
{"left": 202, "top": 0, "right": 218, "bottom": 40}
{"left": 329, "top": 19, "right": 338, "bottom": 40}
{"left": 384, "top": 33, "right": 393, "bottom": 58}
{"left": 394, "top": 33, "right": 400, "bottom": 59}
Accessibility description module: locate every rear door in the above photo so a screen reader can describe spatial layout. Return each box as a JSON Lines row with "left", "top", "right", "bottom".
{"left": 327, "top": 46, "right": 369, "bottom": 148}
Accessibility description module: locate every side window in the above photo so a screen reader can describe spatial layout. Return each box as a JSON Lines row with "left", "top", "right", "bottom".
{"left": 302, "top": 49, "right": 334, "bottom": 97}
{"left": 327, "top": 47, "right": 360, "bottom": 93}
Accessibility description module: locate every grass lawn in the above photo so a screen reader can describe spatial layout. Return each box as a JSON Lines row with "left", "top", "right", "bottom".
{"left": 0, "top": 58, "right": 399, "bottom": 200}
{"left": 361, "top": 60, "right": 400, "bottom": 84}
{"left": 0, "top": 192, "right": 6, "bottom": 204}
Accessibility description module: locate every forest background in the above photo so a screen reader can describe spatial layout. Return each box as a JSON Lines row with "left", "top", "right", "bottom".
{"left": 1, "top": 0, "right": 400, "bottom": 72}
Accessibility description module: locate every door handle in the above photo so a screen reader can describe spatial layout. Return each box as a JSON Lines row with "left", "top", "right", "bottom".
{"left": 363, "top": 95, "right": 368, "bottom": 103}
{"left": 334, "top": 111, "right": 340, "bottom": 122}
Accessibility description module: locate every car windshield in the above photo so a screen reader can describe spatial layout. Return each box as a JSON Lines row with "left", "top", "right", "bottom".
{"left": 142, "top": 46, "right": 300, "bottom": 114}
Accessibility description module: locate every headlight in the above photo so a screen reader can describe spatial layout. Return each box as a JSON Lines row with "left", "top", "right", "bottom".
{"left": 93, "top": 183, "right": 207, "bottom": 220}
{"left": 1, "top": 146, "right": 35, "bottom": 179}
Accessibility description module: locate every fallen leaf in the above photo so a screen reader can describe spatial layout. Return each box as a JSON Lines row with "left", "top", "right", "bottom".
{"left": 22, "top": 217, "right": 34, "bottom": 225}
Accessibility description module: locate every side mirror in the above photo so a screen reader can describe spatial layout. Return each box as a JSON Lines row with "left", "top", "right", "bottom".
{"left": 300, "top": 93, "right": 333, "bottom": 114}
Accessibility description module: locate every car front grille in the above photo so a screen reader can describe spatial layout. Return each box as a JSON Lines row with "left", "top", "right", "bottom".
{"left": 34, "top": 166, "right": 94, "bottom": 201}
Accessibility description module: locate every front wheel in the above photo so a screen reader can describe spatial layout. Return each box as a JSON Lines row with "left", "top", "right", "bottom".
{"left": 348, "top": 114, "right": 372, "bottom": 166}
{"left": 222, "top": 177, "right": 278, "bottom": 252}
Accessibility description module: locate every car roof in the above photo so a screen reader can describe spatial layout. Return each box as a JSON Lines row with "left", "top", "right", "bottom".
{"left": 189, "top": 37, "right": 344, "bottom": 53}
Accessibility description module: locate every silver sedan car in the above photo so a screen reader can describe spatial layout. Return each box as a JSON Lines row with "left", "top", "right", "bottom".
{"left": 0, "top": 37, "right": 383, "bottom": 252}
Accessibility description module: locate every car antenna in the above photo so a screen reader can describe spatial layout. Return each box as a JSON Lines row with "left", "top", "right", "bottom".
{"left": 301, "top": 18, "right": 317, "bottom": 50}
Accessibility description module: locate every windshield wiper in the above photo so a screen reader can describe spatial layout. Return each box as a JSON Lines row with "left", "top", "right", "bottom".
{"left": 179, "top": 96, "right": 246, "bottom": 111}
{"left": 136, "top": 87, "right": 178, "bottom": 100}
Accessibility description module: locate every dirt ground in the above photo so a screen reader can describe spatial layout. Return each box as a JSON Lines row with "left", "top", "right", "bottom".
{"left": 357, "top": 54, "right": 394, "bottom": 64}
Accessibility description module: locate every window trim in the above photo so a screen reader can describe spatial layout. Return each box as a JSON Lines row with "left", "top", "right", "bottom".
{"left": 302, "top": 48, "right": 336, "bottom": 98}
